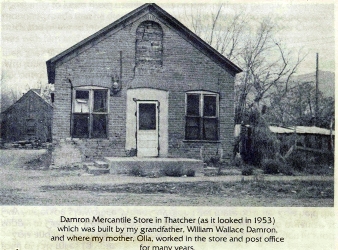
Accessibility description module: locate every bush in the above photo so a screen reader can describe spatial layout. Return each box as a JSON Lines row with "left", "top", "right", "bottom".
{"left": 186, "top": 169, "right": 196, "bottom": 177}
{"left": 287, "top": 152, "right": 307, "bottom": 171}
{"left": 241, "top": 110, "right": 279, "bottom": 166}
{"left": 129, "top": 165, "right": 145, "bottom": 177}
{"left": 205, "top": 156, "right": 221, "bottom": 167}
{"left": 162, "top": 165, "right": 184, "bottom": 177}
{"left": 278, "top": 164, "right": 294, "bottom": 176}
{"left": 242, "top": 166, "right": 254, "bottom": 176}
{"left": 262, "top": 159, "right": 282, "bottom": 174}
{"left": 303, "top": 164, "right": 334, "bottom": 176}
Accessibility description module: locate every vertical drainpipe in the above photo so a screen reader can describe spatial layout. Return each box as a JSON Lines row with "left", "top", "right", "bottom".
{"left": 68, "top": 78, "right": 73, "bottom": 138}
{"left": 120, "top": 51, "right": 122, "bottom": 84}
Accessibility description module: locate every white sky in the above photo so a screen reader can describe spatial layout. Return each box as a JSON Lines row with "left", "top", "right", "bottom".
{"left": 0, "top": 1, "right": 335, "bottom": 99}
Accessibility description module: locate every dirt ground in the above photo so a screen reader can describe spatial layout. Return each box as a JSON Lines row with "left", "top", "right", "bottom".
{"left": 0, "top": 149, "right": 334, "bottom": 206}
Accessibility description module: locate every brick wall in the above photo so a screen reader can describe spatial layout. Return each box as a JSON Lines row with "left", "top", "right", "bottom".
{"left": 52, "top": 11, "right": 235, "bottom": 161}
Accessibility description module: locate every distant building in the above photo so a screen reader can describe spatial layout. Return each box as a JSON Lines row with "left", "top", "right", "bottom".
{"left": 270, "top": 125, "right": 334, "bottom": 154}
{"left": 236, "top": 124, "right": 334, "bottom": 165}
{"left": 1, "top": 89, "right": 53, "bottom": 142}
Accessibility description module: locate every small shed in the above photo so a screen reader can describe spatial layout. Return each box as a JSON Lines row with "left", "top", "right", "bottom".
{"left": 1, "top": 89, "right": 53, "bottom": 143}
{"left": 270, "top": 125, "right": 334, "bottom": 154}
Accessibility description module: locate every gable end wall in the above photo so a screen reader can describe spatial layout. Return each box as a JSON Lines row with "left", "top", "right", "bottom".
{"left": 52, "top": 11, "right": 235, "bottom": 160}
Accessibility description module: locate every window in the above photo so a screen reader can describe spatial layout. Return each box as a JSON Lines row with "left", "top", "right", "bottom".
{"left": 26, "top": 119, "right": 36, "bottom": 135}
{"left": 185, "top": 91, "right": 219, "bottom": 141}
{"left": 72, "top": 87, "right": 108, "bottom": 138}
{"left": 138, "top": 103, "right": 156, "bottom": 130}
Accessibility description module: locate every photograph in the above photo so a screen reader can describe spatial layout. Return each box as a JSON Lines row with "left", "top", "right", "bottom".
{"left": 0, "top": 1, "right": 334, "bottom": 207}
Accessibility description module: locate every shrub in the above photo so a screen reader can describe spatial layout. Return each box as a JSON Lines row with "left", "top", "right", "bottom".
{"left": 162, "top": 165, "right": 184, "bottom": 177}
{"left": 241, "top": 110, "right": 279, "bottom": 166}
{"left": 278, "top": 164, "right": 294, "bottom": 176}
{"left": 205, "top": 156, "right": 221, "bottom": 167}
{"left": 287, "top": 152, "right": 307, "bottom": 171}
{"left": 186, "top": 169, "right": 196, "bottom": 177}
{"left": 242, "top": 166, "right": 254, "bottom": 176}
{"left": 129, "top": 165, "right": 145, "bottom": 177}
{"left": 262, "top": 159, "right": 281, "bottom": 174}
{"left": 303, "top": 164, "right": 334, "bottom": 176}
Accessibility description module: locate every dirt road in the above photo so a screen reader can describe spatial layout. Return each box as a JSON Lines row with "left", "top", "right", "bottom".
{"left": 0, "top": 149, "right": 334, "bottom": 206}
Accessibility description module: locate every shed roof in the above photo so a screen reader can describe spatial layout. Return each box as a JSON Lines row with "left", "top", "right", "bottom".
{"left": 269, "top": 125, "right": 334, "bottom": 136}
{"left": 291, "top": 126, "right": 335, "bottom": 136}
{"left": 269, "top": 126, "right": 294, "bottom": 134}
{"left": 46, "top": 3, "right": 242, "bottom": 84}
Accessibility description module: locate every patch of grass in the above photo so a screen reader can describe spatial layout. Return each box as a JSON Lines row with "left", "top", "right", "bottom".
{"left": 23, "top": 149, "right": 52, "bottom": 170}
{"left": 295, "top": 180, "right": 334, "bottom": 198}
{"left": 41, "top": 180, "right": 333, "bottom": 200}
{"left": 242, "top": 166, "right": 254, "bottom": 176}
{"left": 303, "top": 164, "right": 334, "bottom": 176}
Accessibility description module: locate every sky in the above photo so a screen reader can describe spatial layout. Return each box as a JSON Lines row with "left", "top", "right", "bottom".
{"left": 0, "top": 1, "right": 335, "bottom": 106}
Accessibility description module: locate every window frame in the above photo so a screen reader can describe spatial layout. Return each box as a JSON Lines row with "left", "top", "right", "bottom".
{"left": 26, "top": 118, "right": 36, "bottom": 136}
{"left": 185, "top": 91, "right": 219, "bottom": 141}
{"left": 72, "top": 86, "right": 109, "bottom": 139}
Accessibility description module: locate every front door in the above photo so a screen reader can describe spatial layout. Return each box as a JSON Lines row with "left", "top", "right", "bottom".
{"left": 137, "top": 101, "right": 159, "bottom": 157}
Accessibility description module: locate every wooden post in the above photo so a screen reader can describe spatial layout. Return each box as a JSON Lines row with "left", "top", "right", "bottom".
{"left": 315, "top": 53, "right": 319, "bottom": 126}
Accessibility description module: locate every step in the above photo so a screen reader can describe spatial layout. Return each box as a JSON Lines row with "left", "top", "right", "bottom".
{"left": 82, "top": 162, "right": 95, "bottom": 170}
{"left": 94, "top": 160, "right": 109, "bottom": 169}
{"left": 87, "top": 166, "right": 110, "bottom": 175}
{"left": 104, "top": 157, "right": 204, "bottom": 175}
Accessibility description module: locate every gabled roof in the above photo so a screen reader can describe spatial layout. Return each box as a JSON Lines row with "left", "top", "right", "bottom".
{"left": 2, "top": 89, "right": 52, "bottom": 114}
{"left": 46, "top": 3, "right": 242, "bottom": 84}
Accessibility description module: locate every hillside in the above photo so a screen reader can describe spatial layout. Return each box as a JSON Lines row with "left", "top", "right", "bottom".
{"left": 292, "top": 71, "right": 335, "bottom": 98}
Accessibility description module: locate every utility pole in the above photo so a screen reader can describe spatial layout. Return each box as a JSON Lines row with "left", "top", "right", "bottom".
{"left": 315, "top": 53, "right": 319, "bottom": 126}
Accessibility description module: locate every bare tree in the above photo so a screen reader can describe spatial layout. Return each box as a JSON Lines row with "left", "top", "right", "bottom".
{"left": 0, "top": 71, "right": 18, "bottom": 112}
{"left": 235, "top": 18, "right": 306, "bottom": 123}
{"left": 180, "top": 4, "right": 246, "bottom": 61}
{"left": 177, "top": 5, "right": 306, "bottom": 124}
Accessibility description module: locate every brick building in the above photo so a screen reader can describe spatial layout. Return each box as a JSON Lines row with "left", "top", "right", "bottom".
{"left": 1, "top": 89, "right": 53, "bottom": 143}
{"left": 46, "top": 3, "right": 241, "bottom": 162}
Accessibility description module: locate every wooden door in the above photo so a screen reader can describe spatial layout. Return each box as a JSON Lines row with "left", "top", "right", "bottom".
{"left": 137, "top": 101, "right": 159, "bottom": 157}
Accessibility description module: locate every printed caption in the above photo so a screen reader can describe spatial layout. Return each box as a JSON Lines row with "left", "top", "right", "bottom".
{"left": 50, "top": 215, "right": 285, "bottom": 249}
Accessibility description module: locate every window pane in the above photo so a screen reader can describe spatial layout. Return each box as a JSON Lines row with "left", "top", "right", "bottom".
{"left": 139, "top": 103, "right": 156, "bottom": 130}
{"left": 76, "top": 90, "right": 89, "bottom": 99}
{"left": 186, "top": 117, "right": 200, "bottom": 140}
{"left": 27, "top": 126, "right": 36, "bottom": 135}
{"left": 92, "top": 114, "right": 107, "bottom": 138}
{"left": 187, "top": 94, "right": 200, "bottom": 116}
{"left": 203, "top": 118, "right": 218, "bottom": 140}
{"left": 73, "top": 114, "right": 89, "bottom": 138}
{"left": 93, "top": 90, "right": 107, "bottom": 112}
{"left": 204, "top": 95, "right": 217, "bottom": 117}
{"left": 74, "top": 90, "right": 89, "bottom": 113}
